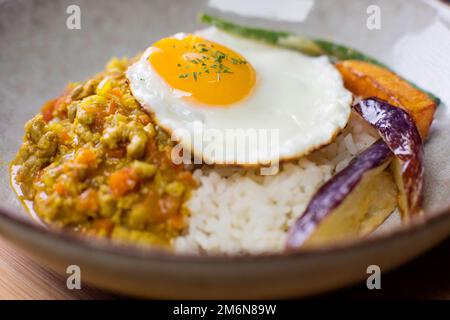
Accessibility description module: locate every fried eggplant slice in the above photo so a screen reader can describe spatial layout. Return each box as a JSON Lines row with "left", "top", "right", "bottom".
{"left": 199, "top": 13, "right": 384, "bottom": 64}
{"left": 287, "top": 98, "right": 424, "bottom": 248}
{"left": 336, "top": 60, "right": 437, "bottom": 138}
{"left": 354, "top": 98, "right": 424, "bottom": 220}
{"left": 286, "top": 140, "right": 396, "bottom": 249}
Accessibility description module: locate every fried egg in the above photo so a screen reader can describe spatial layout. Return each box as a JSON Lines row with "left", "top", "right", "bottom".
{"left": 126, "top": 27, "right": 352, "bottom": 165}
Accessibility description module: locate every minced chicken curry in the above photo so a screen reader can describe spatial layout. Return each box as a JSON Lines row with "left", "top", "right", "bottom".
{"left": 12, "top": 57, "right": 196, "bottom": 247}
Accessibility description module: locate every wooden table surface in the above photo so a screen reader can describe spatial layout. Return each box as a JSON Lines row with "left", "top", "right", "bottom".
{"left": 1, "top": 235, "right": 450, "bottom": 300}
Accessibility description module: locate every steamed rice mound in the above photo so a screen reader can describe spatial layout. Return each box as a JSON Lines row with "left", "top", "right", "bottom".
{"left": 175, "top": 114, "right": 379, "bottom": 254}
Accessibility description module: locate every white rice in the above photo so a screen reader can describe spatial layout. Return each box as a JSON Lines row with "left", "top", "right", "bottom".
{"left": 174, "top": 113, "right": 379, "bottom": 255}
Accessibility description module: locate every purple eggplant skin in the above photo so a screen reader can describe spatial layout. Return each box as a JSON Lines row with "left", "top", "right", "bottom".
{"left": 354, "top": 97, "right": 424, "bottom": 218}
{"left": 286, "top": 140, "right": 393, "bottom": 249}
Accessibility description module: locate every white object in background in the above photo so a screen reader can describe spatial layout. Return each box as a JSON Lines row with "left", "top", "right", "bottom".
{"left": 391, "top": 19, "right": 450, "bottom": 109}
{"left": 208, "top": 0, "right": 314, "bottom": 22}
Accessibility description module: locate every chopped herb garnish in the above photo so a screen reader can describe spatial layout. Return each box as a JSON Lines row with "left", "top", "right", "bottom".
{"left": 176, "top": 40, "right": 248, "bottom": 81}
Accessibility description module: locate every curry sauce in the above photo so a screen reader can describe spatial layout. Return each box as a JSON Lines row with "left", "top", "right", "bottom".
{"left": 12, "top": 57, "right": 196, "bottom": 247}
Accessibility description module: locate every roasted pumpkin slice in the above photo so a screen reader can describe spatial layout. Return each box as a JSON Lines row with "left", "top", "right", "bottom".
{"left": 336, "top": 60, "right": 437, "bottom": 138}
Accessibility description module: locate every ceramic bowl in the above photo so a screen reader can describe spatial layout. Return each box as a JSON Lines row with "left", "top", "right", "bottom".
{"left": 1, "top": 0, "right": 450, "bottom": 298}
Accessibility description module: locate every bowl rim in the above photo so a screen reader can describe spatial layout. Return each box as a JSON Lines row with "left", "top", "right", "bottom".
{"left": 1, "top": 199, "right": 450, "bottom": 262}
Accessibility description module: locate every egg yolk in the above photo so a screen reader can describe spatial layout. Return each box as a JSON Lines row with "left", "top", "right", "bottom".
{"left": 148, "top": 34, "right": 256, "bottom": 106}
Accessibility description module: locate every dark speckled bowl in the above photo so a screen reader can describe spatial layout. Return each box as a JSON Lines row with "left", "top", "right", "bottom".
{"left": 1, "top": 0, "right": 450, "bottom": 298}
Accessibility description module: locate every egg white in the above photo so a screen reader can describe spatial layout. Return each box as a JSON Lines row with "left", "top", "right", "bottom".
{"left": 126, "top": 27, "right": 352, "bottom": 165}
